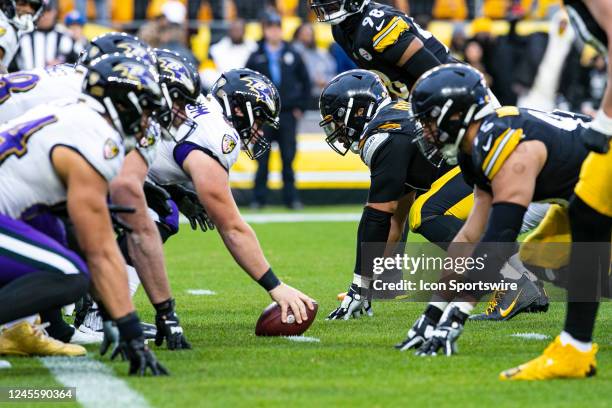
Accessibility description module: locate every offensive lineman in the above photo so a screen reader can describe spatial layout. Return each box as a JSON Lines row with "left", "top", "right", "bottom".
{"left": 0, "top": 54, "right": 168, "bottom": 375}
{"left": 146, "top": 68, "right": 316, "bottom": 323}
{"left": 0, "top": 33, "right": 193, "bottom": 350}
{"left": 407, "top": 65, "right": 600, "bottom": 381}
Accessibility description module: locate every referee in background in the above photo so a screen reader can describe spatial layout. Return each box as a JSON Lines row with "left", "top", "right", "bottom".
{"left": 10, "top": 0, "right": 83, "bottom": 72}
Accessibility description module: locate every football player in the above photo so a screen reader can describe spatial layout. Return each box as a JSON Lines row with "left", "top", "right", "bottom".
{"left": 0, "top": 33, "right": 193, "bottom": 350}
{"left": 0, "top": 0, "right": 46, "bottom": 73}
{"left": 309, "top": 0, "right": 454, "bottom": 100}
{"left": 0, "top": 54, "right": 168, "bottom": 375}
{"left": 320, "top": 70, "right": 547, "bottom": 322}
{"left": 498, "top": 0, "right": 612, "bottom": 380}
{"left": 146, "top": 68, "right": 316, "bottom": 323}
{"left": 406, "top": 64, "right": 599, "bottom": 369}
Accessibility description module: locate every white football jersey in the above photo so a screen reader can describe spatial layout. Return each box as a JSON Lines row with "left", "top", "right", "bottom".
{"left": 148, "top": 95, "right": 241, "bottom": 185}
{"left": 0, "top": 97, "right": 124, "bottom": 219}
{"left": 0, "top": 64, "right": 84, "bottom": 123}
{"left": 0, "top": 18, "right": 19, "bottom": 67}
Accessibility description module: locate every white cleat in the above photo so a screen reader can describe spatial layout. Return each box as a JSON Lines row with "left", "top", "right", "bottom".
{"left": 0, "top": 360, "right": 11, "bottom": 369}
{"left": 72, "top": 325, "right": 104, "bottom": 345}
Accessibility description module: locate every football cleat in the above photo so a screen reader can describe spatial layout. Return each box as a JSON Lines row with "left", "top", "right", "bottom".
{"left": 0, "top": 321, "right": 86, "bottom": 357}
{"left": 70, "top": 325, "right": 103, "bottom": 345}
{"left": 500, "top": 336, "right": 598, "bottom": 380}
{"left": 525, "top": 280, "right": 549, "bottom": 313}
{"left": 0, "top": 360, "right": 10, "bottom": 369}
{"left": 469, "top": 275, "right": 540, "bottom": 321}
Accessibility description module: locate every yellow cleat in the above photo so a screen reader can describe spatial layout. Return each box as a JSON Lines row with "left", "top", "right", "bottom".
{"left": 0, "top": 321, "right": 86, "bottom": 357}
{"left": 500, "top": 336, "right": 597, "bottom": 381}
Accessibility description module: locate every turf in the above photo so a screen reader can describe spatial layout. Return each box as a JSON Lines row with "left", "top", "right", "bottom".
{"left": 1, "top": 208, "right": 611, "bottom": 407}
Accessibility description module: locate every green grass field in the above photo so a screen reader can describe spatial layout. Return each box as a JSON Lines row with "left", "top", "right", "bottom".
{"left": 1, "top": 207, "right": 611, "bottom": 407}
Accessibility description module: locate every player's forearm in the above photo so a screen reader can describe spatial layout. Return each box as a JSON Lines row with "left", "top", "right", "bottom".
{"left": 127, "top": 219, "right": 172, "bottom": 304}
{"left": 218, "top": 220, "right": 269, "bottom": 280}
{"left": 87, "top": 246, "right": 134, "bottom": 319}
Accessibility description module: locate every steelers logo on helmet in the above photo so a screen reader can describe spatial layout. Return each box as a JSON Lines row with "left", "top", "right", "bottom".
{"left": 240, "top": 76, "right": 277, "bottom": 113}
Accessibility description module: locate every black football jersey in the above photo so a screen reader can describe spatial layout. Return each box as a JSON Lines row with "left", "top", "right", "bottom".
{"left": 459, "top": 107, "right": 591, "bottom": 202}
{"left": 333, "top": 1, "right": 452, "bottom": 98}
{"left": 359, "top": 100, "right": 451, "bottom": 202}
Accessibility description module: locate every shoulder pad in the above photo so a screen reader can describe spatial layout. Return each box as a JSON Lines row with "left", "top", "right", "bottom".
{"left": 362, "top": 101, "right": 415, "bottom": 137}
{"left": 472, "top": 114, "right": 524, "bottom": 181}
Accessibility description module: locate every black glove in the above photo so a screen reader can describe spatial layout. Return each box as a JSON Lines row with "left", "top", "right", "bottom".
{"left": 120, "top": 336, "right": 169, "bottom": 376}
{"left": 143, "top": 181, "right": 173, "bottom": 218}
{"left": 415, "top": 306, "right": 468, "bottom": 356}
{"left": 164, "top": 184, "right": 214, "bottom": 232}
{"left": 154, "top": 298, "right": 191, "bottom": 350}
{"left": 115, "top": 312, "right": 169, "bottom": 376}
{"left": 395, "top": 313, "right": 437, "bottom": 351}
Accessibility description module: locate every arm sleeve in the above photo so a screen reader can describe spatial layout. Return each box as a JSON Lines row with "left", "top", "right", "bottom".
{"left": 368, "top": 136, "right": 412, "bottom": 203}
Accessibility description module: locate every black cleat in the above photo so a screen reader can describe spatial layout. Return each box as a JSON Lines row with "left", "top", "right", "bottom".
{"left": 470, "top": 276, "right": 541, "bottom": 321}
{"left": 525, "top": 280, "right": 549, "bottom": 313}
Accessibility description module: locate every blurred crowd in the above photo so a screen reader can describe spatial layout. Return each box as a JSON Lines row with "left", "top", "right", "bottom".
{"left": 10, "top": 0, "right": 606, "bottom": 206}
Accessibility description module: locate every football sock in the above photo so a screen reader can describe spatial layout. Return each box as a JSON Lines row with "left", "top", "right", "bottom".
{"left": 127, "top": 265, "right": 141, "bottom": 298}
{"left": 560, "top": 330, "right": 593, "bottom": 352}
{"left": 40, "top": 308, "right": 75, "bottom": 343}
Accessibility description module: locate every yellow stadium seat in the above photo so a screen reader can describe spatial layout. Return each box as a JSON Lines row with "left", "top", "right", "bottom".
{"left": 111, "top": 0, "right": 134, "bottom": 23}
{"left": 427, "top": 21, "right": 454, "bottom": 47}
{"left": 282, "top": 16, "right": 302, "bottom": 41}
{"left": 314, "top": 22, "right": 334, "bottom": 50}
{"left": 277, "top": 0, "right": 299, "bottom": 17}
{"left": 191, "top": 24, "right": 211, "bottom": 68}
{"left": 483, "top": 0, "right": 509, "bottom": 19}
{"left": 433, "top": 0, "right": 467, "bottom": 20}
{"left": 83, "top": 23, "right": 114, "bottom": 41}
{"left": 245, "top": 22, "right": 262, "bottom": 42}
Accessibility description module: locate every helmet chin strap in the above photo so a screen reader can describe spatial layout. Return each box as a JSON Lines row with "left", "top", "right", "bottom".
{"left": 103, "top": 96, "right": 127, "bottom": 140}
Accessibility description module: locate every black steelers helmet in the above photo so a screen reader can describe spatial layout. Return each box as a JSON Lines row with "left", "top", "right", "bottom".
{"left": 409, "top": 63, "right": 494, "bottom": 165}
{"left": 319, "top": 69, "right": 390, "bottom": 155}
{"left": 83, "top": 53, "right": 165, "bottom": 141}
{"left": 310, "top": 0, "right": 367, "bottom": 24}
{"left": 211, "top": 68, "right": 280, "bottom": 160}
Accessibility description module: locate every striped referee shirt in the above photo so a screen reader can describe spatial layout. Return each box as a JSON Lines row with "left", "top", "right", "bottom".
{"left": 12, "top": 25, "right": 84, "bottom": 71}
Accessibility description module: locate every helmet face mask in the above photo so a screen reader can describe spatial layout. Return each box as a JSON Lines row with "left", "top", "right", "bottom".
{"left": 155, "top": 49, "right": 201, "bottom": 141}
{"left": 319, "top": 69, "right": 390, "bottom": 156}
{"left": 2, "top": 0, "right": 47, "bottom": 32}
{"left": 211, "top": 69, "right": 281, "bottom": 160}
{"left": 310, "top": 0, "right": 366, "bottom": 24}
{"left": 410, "top": 64, "right": 493, "bottom": 166}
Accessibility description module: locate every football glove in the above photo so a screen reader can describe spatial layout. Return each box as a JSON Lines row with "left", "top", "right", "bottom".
{"left": 120, "top": 336, "right": 169, "bottom": 376}
{"left": 154, "top": 298, "right": 191, "bottom": 350}
{"left": 327, "top": 286, "right": 372, "bottom": 320}
{"left": 415, "top": 307, "right": 467, "bottom": 356}
{"left": 165, "top": 184, "right": 214, "bottom": 232}
{"left": 143, "top": 181, "right": 173, "bottom": 218}
{"left": 100, "top": 320, "right": 124, "bottom": 360}
{"left": 395, "top": 314, "right": 436, "bottom": 351}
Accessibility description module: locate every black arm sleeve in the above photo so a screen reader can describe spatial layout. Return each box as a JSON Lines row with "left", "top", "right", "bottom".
{"left": 399, "top": 46, "right": 442, "bottom": 79}
{"left": 353, "top": 206, "right": 393, "bottom": 284}
{"left": 368, "top": 136, "right": 412, "bottom": 203}
{"left": 466, "top": 202, "right": 526, "bottom": 298}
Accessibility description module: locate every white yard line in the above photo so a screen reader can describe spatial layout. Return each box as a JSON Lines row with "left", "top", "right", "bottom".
{"left": 510, "top": 333, "right": 551, "bottom": 341}
{"left": 40, "top": 356, "right": 149, "bottom": 408}
{"left": 284, "top": 336, "right": 321, "bottom": 343}
{"left": 186, "top": 289, "right": 217, "bottom": 295}
{"left": 180, "top": 213, "right": 361, "bottom": 225}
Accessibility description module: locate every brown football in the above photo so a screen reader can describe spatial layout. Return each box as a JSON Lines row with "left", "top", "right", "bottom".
{"left": 255, "top": 301, "right": 318, "bottom": 336}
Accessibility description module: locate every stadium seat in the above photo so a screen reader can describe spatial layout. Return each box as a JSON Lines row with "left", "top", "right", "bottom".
{"left": 433, "top": 0, "right": 468, "bottom": 20}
